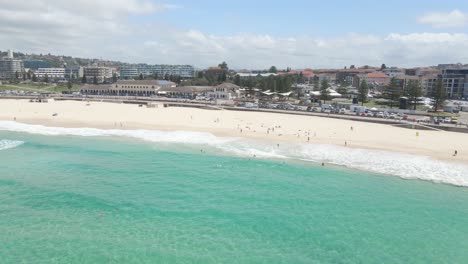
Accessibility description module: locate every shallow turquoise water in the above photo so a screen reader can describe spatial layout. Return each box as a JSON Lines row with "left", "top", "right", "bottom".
{"left": 1, "top": 131, "right": 468, "bottom": 263}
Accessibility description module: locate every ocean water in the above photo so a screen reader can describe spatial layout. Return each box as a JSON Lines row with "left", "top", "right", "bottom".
{"left": 1, "top": 125, "right": 468, "bottom": 263}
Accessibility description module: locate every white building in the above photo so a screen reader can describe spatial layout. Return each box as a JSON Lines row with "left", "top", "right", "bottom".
{"left": 382, "top": 68, "right": 405, "bottom": 78}
{"left": 65, "top": 66, "right": 84, "bottom": 79}
{"left": 35, "top": 68, "right": 66, "bottom": 79}
{"left": 0, "top": 50, "right": 24, "bottom": 79}
{"left": 207, "top": 82, "right": 240, "bottom": 100}
{"left": 120, "top": 64, "right": 196, "bottom": 79}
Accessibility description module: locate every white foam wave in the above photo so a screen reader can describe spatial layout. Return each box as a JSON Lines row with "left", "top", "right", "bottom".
{"left": 0, "top": 139, "right": 24, "bottom": 151}
{"left": 0, "top": 121, "right": 233, "bottom": 146}
{"left": 1, "top": 121, "right": 467, "bottom": 187}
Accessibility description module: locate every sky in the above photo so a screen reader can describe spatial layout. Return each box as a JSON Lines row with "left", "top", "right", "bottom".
{"left": 1, "top": 0, "right": 468, "bottom": 69}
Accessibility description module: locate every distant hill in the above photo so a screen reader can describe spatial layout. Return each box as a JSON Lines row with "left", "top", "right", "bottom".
{"left": 0, "top": 50, "right": 126, "bottom": 68}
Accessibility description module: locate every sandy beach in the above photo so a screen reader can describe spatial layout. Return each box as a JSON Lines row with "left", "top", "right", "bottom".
{"left": 0, "top": 98, "right": 467, "bottom": 163}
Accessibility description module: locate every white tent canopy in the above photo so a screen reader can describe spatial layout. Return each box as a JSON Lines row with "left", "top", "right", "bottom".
{"left": 309, "top": 88, "right": 342, "bottom": 97}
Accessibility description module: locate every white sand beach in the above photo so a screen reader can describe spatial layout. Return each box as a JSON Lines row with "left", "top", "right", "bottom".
{"left": 1, "top": 99, "right": 467, "bottom": 163}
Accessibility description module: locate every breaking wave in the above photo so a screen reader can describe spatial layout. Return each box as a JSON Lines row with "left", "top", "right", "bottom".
{"left": 0, "top": 139, "right": 24, "bottom": 151}
{"left": 1, "top": 121, "right": 467, "bottom": 187}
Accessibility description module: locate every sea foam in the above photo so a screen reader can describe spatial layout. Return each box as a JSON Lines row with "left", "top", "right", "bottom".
{"left": 1, "top": 121, "right": 467, "bottom": 186}
{"left": 0, "top": 139, "right": 24, "bottom": 151}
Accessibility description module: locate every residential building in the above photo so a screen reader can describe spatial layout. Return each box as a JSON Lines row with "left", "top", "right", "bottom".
{"left": 421, "top": 75, "right": 438, "bottom": 97}
{"left": 336, "top": 68, "right": 375, "bottom": 85}
{"left": 65, "top": 66, "right": 84, "bottom": 80}
{"left": 317, "top": 73, "right": 336, "bottom": 84}
{"left": 83, "top": 66, "right": 113, "bottom": 83}
{"left": 120, "top": 67, "right": 139, "bottom": 79}
{"left": 35, "top": 68, "right": 66, "bottom": 79}
{"left": 207, "top": 82, "right": 240, "bottom": 100}
{"left": 441, "top": 68, "right": 468, "bottom": 98}
{"left": 353, "top": 72, "right": 390, "bottom": 87}
{"left": 0, "top": 50, "right": 24, "bottom": 79}
{"left": 382, "top": 68, "right": 405, "bottom": 78}
{"left": 119, "top": 64, "right": 195, "bottom": 79}
{"left": 415, "top": 67, "right": 440, "bottom": 76}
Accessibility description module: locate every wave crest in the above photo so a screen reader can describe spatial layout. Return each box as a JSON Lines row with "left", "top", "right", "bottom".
{"left": 0, "top": 139, "right": 24, "bottom": 151}
{"left": 1, "top": 121, "right": 467, "bottom": 186}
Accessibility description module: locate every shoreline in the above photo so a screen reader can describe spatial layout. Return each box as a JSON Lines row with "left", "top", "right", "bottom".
{"left": 0, "top": 99, "right": 467, "bottom": 164}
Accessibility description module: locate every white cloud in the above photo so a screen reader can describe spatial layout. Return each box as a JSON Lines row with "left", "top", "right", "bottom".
{"left": 1, "top": 2, "right": 468, "bottom": 69}
{"left": 418, "top": 10, "right": 468, "bottom": 28}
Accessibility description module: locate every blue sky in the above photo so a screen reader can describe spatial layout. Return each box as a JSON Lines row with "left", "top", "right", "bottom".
{"left": 1, "top": 0, "right": 468, "bottom": 68}
{"left": 153, "top": 0, "right": 468, "bottom": 36}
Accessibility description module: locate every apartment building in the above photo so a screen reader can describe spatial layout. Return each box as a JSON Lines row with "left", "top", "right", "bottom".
{"left": 0, "top": 50, "right": 24, "bottom": 79}
{"left": 65, "top": 66, "right": 84, "bottom": 79}
{"left": 120, "top": 64, "right": 196, "bottom": 79}
{"left": 83, "top": 66, "right": 113, "bottom": 83}
{"left": 35, "top": 68, "right": 66, "bottom": 79}
{"left": 441, "top": 68, "right": 468, "bottom": 98}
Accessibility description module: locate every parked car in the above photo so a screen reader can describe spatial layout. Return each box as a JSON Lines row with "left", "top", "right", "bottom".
{"left": 376, "top": 112, "right": 384, "bottom": 118}
{"left": 339, "top": 108, "right": 346, "bottom": 114}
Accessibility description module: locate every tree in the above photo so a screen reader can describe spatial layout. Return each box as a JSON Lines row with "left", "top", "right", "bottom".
{"left": 44, "top": 74, "right": 49, "bottom": 83}
{"left": 313, "top": 78, "right": 320, "bottom": 91}
{"left": 153, "top": 72, "right": 159, "bottom": 80}
{"left": 381, "top": 64, "right": 387, "bottom": 70}
{"left": 67, "top": 80, "right": 73, "bottom": 90}
{"left": 383, "top": 77, "right": 401, "bottom": 108}
{"left": 406, "top": 80, "right": 422, "bottom": 110}
{"left": 112, "top": 73, "right": 118, "bottom": 83}
{"left": 93, "top": 76, "right": 98, "bottom": 84}
{"left": 220, "top": 71, "right": 227, "bottom": 82}
{"left": 218, "top": 61, "right": 228, "bottom": 70}
{"left": 197, "top": 71, "right": 204, "bottom": 79}
{"left": 268, "top": 66, "right": 278, "bottom": 73}
{"left": 32, "top": 74, "right": 37, "bottom": 82}
{"left": 320, "top": 79, "right": 331, "bottom": 102}
{"left": 298, "top": 72, "right": 304, "bottom": 84}
{"left": 432, "top": 78, "right": 445, "bottom": 111}
{"left": 139, "top": 73, "right": 144, "bottom": 80}
{"left": 81, "top": 74, "right": 87, "bottom": 84}
{"left": 234, "top": 74, "right": 241, "bottom": 86}
{"left": 337, "top": 85, "right": 348, "bottom": 96}
{"left": 350, "top": 65, "right": 356, "bottom": 69}
{"left": 358, "top": 80, "right": 369, "bottom": 106}
{"left": 164, "top": 73, "right": 170, "bottom": 81}
{"left": 15, "top": 71, "right": 19, "bottom": 80}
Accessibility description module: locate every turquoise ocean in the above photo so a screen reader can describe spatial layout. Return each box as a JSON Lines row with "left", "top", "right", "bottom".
{"left": 1, "top": 121, "right": 468, "bottom": 263}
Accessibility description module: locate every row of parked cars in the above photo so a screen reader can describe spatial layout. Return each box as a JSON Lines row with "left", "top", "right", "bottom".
{"left": 356, "top": 111, "right": 408, "bottom": 120}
